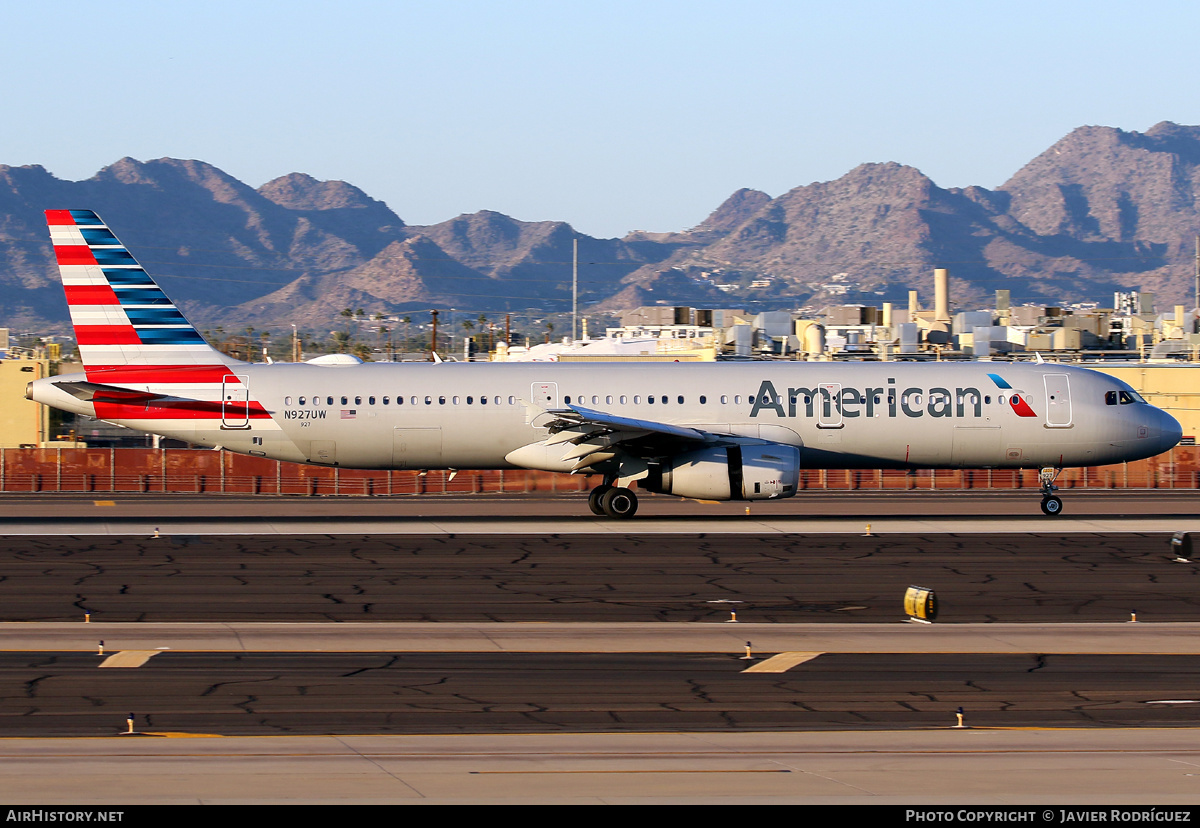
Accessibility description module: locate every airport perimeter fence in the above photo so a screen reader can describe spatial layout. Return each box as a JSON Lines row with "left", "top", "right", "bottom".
{"left": 0, "top": 446, "right": 1198, "bottom": 496}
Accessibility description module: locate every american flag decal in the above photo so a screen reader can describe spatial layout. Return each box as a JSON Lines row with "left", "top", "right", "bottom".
{"left": 341, "top": 410, "right": 357, "bottom": 419}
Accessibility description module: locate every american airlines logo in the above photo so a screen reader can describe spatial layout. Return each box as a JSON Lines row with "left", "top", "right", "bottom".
{"left": 748, "top": 379, "right": 1037, "bottom": 420}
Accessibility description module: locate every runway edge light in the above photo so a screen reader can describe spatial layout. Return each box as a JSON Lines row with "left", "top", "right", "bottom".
{"left": 1171, "top": 530, "right": 1193, "bottom": 563}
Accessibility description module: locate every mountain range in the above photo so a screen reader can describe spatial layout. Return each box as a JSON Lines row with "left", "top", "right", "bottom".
{"left": 2, "top": 121, "right": 1199, "bottom": 331}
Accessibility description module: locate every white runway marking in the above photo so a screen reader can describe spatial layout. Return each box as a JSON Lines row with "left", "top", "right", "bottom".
{"left": 98, "top": 650, "right": 162, "bottom": 668}
{"left": 742, "top": 652, "right": 823, "bottom": 673}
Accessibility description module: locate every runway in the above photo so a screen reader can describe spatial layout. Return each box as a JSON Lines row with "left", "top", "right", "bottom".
{"left": 24, "top": 649, "right": 1200, "bottom": 736}
{"left": 0, "top": 532, "right": 1193, "bottom": 623}
{"left": 4, "top": 491, "right": 1200, "bottom": 802}
{"left": 7, "top": 648, "right": 1200, "bottom": 731}
{"left": 8, "top": 729, "right": 1200, "bottom": 804}
{"left": 2, "top": 490, "right": 1200, "bottom": 535}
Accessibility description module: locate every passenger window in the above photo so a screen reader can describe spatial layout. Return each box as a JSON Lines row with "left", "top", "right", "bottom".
{"left": 368, "top": 396, "right": 375, "bottom": 405}
{"left": 326, "top": 396, "right": 333, "bottom": 405}
{"left": 606, "top": 395, "right": 613, "bottom": 404}
{"left": 299, "top": 396, "right": 306, "bottom": 405}
{"left": 721, "top": 395, "right": 728, "bottom": 404}
{"left": 425, "top": 396, "right": 432, "bottom": 405}
{"left": 677, "top": 396, "right": 684, "bottom": 404}
{"left": 355, "top": 396, "right": 362, "bottom": 405}
{"left": 635, "top": 395, "right": 642, "bottom": 404}
{"left": 564, "top": 395, "right": 571, "bottom": 404}
{"left": 452, "top": 396, "right": 459, "bottom": 404}
{"left": 647, "top": 395, "right": 654, "bottom": 404}
{"left": 507, "top": 396, "right": 515, "bottom": 405}
{"left": 661, "top": 396, "right": 668, "bottom": 404}
{"left": 480, "top": 396, "right": 487, "bottom": 405}
{"left": 383, "top": 396, "right": 389, "bottom": 405}
{"left": 285, "top": 396, "right": 292, "bottom": 405}
{"left": 439, "top": 396, "right": 446, "bottom": 405}
{"left": 467, "top": 396, "right": 473, "bottom": 404}
{"left": 620, "top": 395, "right": 627, "bottom": 404}
{"left": 341, "top": 396, "right": 348, "bottom": 405}
{"left": 699, "top": 395, "right": 706, "bottom": 404}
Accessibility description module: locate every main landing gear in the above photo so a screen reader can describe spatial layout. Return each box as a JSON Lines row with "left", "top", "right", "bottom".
{"left": 588, "top": 484, "right": 639, "bottom": 519}
{"left": 1039, "top": 467, "right": 1064, "bottom": 517}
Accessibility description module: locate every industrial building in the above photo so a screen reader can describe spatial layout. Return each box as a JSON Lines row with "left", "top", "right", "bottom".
{"left": 0, "top": 357, "right": 49, "bottom": 448}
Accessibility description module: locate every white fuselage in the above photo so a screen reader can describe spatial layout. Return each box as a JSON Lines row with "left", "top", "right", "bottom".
{"left": 31, "top": 360, "right": 1183, "bottom": 474}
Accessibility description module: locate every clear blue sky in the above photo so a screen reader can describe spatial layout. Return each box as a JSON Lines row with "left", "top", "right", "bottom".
{"left": 2, "top": 1, "right": 1197, "bottom": 238}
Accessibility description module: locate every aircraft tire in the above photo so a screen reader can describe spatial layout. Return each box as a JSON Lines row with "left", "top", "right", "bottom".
{"left": 601, "top": 486, "right": 638, "bottom": 519}
{"left": 1040, "top": 496, "right": 1064, "bottom": 516}
{"left": 588, "top": 485, "right": 611, "bottom": 516}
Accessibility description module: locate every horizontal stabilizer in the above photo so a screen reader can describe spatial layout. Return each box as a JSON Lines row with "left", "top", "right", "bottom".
{"left": 53, "top": 380, "right": 167, "bottom": 404}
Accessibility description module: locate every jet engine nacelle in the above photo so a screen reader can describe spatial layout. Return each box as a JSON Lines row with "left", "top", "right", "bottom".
{"left": 644, "top": 444, "right": 800, "bottom": 501}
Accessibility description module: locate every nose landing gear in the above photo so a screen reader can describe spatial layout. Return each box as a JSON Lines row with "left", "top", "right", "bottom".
{"left": 1039, "top": 467, "right": 1064, "bottom": 516}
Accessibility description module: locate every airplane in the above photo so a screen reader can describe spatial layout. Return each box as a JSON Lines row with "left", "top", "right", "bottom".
{"left": 26, "top": 209, "right": 1183, "bottom": 518}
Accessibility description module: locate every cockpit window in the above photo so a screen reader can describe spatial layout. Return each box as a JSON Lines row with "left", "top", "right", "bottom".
{"left": 1108, "top": 388, "right": 1145, "bottom": 405}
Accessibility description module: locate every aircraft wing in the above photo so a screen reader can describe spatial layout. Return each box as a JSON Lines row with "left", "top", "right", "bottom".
{"left": 539, "top": 404, "right": 715, "bottom": 472}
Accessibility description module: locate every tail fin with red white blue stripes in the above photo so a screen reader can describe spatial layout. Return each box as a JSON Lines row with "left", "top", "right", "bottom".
{"left": 46, "top": 209, "right": 235, "bottom": 378}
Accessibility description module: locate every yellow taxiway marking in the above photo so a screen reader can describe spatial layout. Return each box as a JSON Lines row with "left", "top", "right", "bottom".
{"left": 92, "top": 501, "right": 116, "bottom": 506}
{"left": 742, "top": 651, "right": 823, "bottom": 673}
{"left": 99, "top": 650, "right": 162, "bottom": 668}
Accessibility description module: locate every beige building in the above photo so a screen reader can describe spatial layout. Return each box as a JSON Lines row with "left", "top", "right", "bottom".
{"left": 1088, "top": 364, "right": 1200, "bottom": 442}
{"left": 0, "top": 358, "right": 50, "bottom": 447}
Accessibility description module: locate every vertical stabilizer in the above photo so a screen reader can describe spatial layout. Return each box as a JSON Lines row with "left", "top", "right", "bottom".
{"left": 46, "top": 209, "right": 233, "bottom": 376}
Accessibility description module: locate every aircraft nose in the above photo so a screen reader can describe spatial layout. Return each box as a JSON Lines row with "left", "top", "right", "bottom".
{"left": 1156, "top": 407, "right": 1183, "bottom": 451}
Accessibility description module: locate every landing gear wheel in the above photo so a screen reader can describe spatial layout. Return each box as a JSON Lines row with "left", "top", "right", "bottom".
{"left": 1040, "top": 496, "right": 1064, "bottom": 516}
{"left": 600, "top": 486, "right": 638, "bottom": 519}
{"left": 588, "top": 485, "right": 612, "bottom": 516}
